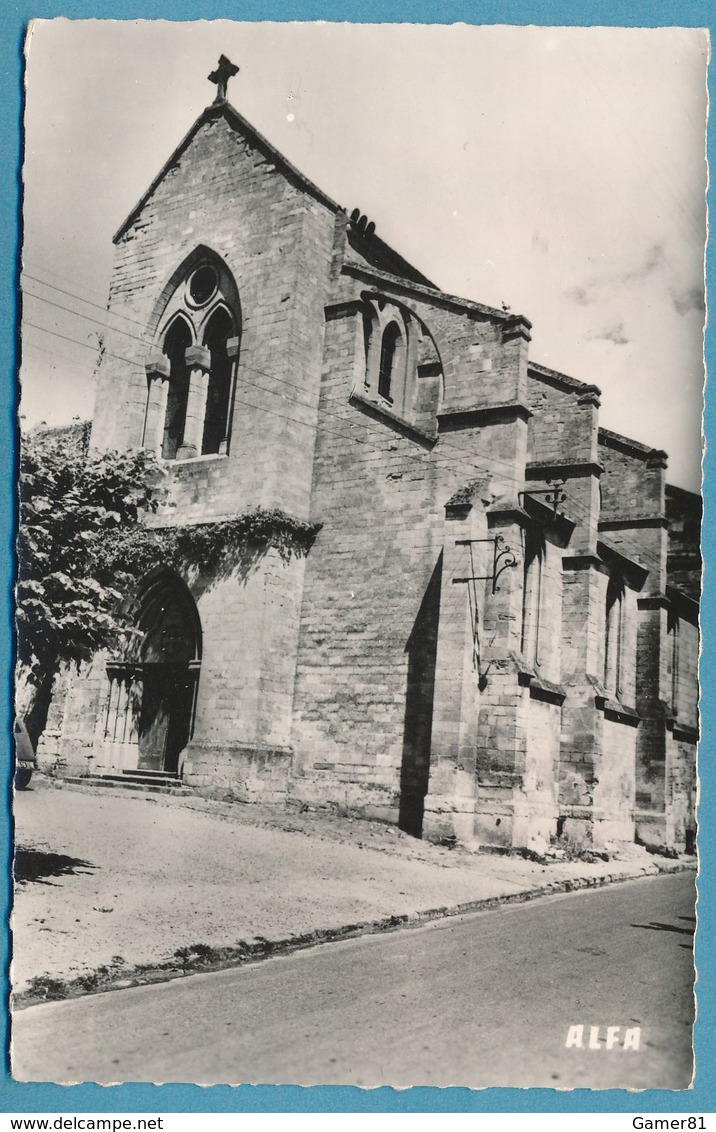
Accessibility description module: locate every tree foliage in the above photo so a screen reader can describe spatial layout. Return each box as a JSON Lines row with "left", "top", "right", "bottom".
{"left": 17, "top": 428, "right": 160, "bottom": 738}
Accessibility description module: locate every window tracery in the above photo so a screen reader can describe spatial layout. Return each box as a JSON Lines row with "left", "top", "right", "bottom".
{"left": 143, "top": 251, "right": 240, "bottom": 460}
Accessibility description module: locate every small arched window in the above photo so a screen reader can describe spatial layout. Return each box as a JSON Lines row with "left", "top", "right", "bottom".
{"left": 362, "top": 298, "right": 427, "bottom": 423}
{"left": 378, "top": 323, "right": 402, "bottom": 403}
{"left": 162, "top": 318, "right": 192, "bottom": 461}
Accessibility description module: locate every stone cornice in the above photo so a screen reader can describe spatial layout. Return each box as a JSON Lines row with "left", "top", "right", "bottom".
{"left": 324, "top": 299, "right": 365, "bottom": 321}
{"left": 562, "top": 553, "right": 609, "bottom": 576}
{"left": 438, "top": 402, "right": 532, "bottom": 431}
{"left": 666, "top": 718, "right": 699, "bottom": 743}
{"left": 526, "top": 460, "right": 603, "bottom": 480}
{"left": 636, "top": 588, "right": 699, "bottom": 623}
{"left": 501, "top": 315, "right": 532, "bottom": 344}
{"left": 637, "top": 593, "right": 671, "bottom": 612}
{"left": 601, "top": 699, "right": 641, "bottom": 726}
{"left": 519, "top": 494, "right": 576, "bottom": 546}
{"left": 349, "top": 390, "right": 437, "bottom": 447}
{"left": 599, "top": 515, "right": 669, "bottom": 530}
{"left": 486, "top": 503, "right": 531, "bottom": 529}
{"left": 587, "top": 675, "right": 641, "bottom": 726}
{"left": 517, "top": 669, "right": 567, "bottom": 705}
{"left": 512, "top": 652, "right": 567, "bottom": 705}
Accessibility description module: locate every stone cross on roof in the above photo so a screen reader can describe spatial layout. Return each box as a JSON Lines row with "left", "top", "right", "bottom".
{"left": 208, "top": 55, "right": 240, "bottom": 103}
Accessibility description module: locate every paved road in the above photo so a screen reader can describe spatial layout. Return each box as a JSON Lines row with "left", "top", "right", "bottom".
{"left": 13, "top": 871, "right": 695, "bottom": 1089}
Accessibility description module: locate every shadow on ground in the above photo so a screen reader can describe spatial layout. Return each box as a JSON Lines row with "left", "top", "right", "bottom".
{"left": 631, "top": 919, "right": 695, "bottom": 951}
{"left": 631, "top": 920, "right": 694, "bottom": 936}
{"left": 14, "top": 847, "right": 97, "bottom": 885}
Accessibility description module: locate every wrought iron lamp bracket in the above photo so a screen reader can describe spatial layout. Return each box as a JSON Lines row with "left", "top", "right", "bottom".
{"left": 454, "top": 535, "right": 519, "bottom": 594}
{"left": 519, "top": 478, "right": 567, "bottom": 518}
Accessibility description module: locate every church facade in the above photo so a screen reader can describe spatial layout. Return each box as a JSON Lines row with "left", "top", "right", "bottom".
{"left": 39, "top": 62, "right": 700, "bottom": 854}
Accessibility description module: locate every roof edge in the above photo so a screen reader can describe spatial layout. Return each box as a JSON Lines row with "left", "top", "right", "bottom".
{"left": 113, "top": 100, "right": 341, "bottom": 244}
{"left": 528, "top": 361, "right": 601, "bottom": 396}
{"left": 598, "top": 426, "right": 667, "bottom": 462}
{"left": 342, "top": 259, "right": 522, "bottom": 323}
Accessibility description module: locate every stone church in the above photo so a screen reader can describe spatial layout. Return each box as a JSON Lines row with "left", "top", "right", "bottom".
{"left": 39, "top": 58, "right": 701, "bottom": 854}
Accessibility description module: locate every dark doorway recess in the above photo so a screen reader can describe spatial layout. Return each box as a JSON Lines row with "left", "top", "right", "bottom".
{"left": 399, "top": 556, "right": 442, "bottom": 838}
{"left": 136, "top": 570, "right": 202, "bottom": 773}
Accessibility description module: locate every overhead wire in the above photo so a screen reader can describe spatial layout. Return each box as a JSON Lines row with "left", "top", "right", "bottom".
{"left": 20, "top": 276, "right": 680, "bottom": 581}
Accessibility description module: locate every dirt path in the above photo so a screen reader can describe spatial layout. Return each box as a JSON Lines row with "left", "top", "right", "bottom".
{"left": 13, "top": 776, "right": 692, "bottom": 1002}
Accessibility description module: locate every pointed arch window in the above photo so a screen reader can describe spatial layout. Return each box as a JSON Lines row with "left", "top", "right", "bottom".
{"left": 202, "top": 307, "right": 235, "bottom": 456}
{"left": 162, "top": 318, "right": 192, "bottom": 461}
{"left": 144, "top": 251, "right": 241, "bottom": 460}
{"left": 361, "top": 297, "right": 436, "bottom": 426}
{"left": 378, "top": 322, "right": 402, "bottom": 403}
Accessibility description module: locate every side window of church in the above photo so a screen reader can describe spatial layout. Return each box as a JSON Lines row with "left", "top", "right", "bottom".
{"left": 362, "top": 297, "right": 443, "bottom": 426}
{"left": 145, "top": 257, "right": 240, "bottom": 460}
{"left": 521, "top": 531, "right": 544, "bottom": 668}
{"left": 378, "top": 323, "right": 402, "bottom": 403}
{"left": 604, "top": 573, "right": 625, "bottom": 697}
{"left": 363, "top": 299, "right": 412, "bottom": 419}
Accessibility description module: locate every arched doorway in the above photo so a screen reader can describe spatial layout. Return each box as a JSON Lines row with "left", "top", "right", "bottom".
{"left": 134, "top": 571, "right": 202, "bottom": 773}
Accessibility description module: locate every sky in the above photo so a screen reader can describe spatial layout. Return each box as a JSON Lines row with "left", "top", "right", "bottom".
{"left": 20, "top": 20, "right": 708, "bottom": 490}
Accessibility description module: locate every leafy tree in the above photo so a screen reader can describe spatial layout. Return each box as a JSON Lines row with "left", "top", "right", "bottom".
{"left": 17, "top": 424, "right": 321, "bottom": 750}
{"left": 17, "top": 425, "right": 160, "bottom": 747}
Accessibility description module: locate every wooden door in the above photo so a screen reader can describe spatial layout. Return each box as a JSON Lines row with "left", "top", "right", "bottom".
{"left": 137, "top": 668, "right": 171, "bottom": 771}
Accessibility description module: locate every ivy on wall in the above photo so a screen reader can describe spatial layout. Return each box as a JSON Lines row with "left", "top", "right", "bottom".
{"left": 98, "top": 508, "right": 322, "bottom": 580}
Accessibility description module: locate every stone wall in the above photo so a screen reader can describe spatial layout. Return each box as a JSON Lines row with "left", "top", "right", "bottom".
{"left": 183, "top": 745, "right": 292, "bottom": 803}
{"left": 36, "top": 658, "right": 109, "bottom": 778}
